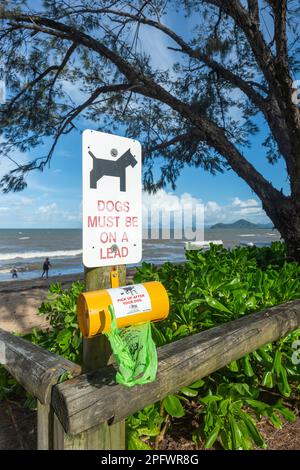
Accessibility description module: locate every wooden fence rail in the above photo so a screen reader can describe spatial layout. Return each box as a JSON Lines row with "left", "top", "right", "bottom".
{"left": 52, "top": 300, "right": 300, "bottom": 435}
{"left": 0, "top": 328, "right": 81, "bottom": 404}
{"left": 1, "top": 299, "right": 300, "bottom": 449}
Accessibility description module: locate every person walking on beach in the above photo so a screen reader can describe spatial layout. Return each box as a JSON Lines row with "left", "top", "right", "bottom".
{"left": 11, "top": 268, "right": 18, "bottom": 279}
{"left": 41, "top": 258, "right": 51, "bottom": 278}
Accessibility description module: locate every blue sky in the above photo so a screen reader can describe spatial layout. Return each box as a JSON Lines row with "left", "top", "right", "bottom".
{"left": 0, "top": 118, "right": 288, "bottom": 228}
{"left": 0, "top": 3, "right": 293, "bottom": 228}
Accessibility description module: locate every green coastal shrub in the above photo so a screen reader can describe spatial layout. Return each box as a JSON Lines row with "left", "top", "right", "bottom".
{"left": 35, "top": 280, "right": 84, "bottom": 363}
{"left": 131, "top": 243, "right": 300, "bottom": 449}
{"left": 0, "top": 243, "right": 299, "bottom": 449}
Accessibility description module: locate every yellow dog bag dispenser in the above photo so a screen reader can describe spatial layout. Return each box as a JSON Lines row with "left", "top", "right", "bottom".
{"left": 77, "top": 281, "right": 169, "bottom": 387}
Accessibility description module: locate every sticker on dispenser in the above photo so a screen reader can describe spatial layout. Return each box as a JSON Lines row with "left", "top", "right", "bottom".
{"left": 107, "top": 284, "right": 151, "bottom": 319}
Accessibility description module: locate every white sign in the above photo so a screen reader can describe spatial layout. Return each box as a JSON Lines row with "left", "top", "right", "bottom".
{"left": 107, "top": 284, "right": 152, "bottom": 319}
{"left": 82, "top": 130, "right": 142, "bottom": 267}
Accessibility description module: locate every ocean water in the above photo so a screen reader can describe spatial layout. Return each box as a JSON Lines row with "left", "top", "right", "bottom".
{"left": 0, "top": 228, "right": 281, "bottom": 282}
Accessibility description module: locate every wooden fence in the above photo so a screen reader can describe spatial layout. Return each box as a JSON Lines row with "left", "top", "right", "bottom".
{"left": 1, "top": 299, "right": 300, "bottom": 450}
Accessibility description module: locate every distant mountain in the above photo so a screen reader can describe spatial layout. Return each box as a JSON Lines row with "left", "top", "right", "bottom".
{"left": 209, "top": 219, "right": 273, "bottom": 229}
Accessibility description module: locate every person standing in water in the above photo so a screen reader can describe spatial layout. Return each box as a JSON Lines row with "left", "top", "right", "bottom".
{"left": 41, "top": 258, "right": 51, "bottom": 278}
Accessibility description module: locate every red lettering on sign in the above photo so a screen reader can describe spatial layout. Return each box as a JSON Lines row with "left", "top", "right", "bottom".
{"left": 115, "top": 201, "right": 122, "bottom": 212}
{"left": 125, "top": 216, "right": 138, "bottom": 227}
{"left": 97, "top": 200, "right": 130, "bottom": 212}
{"left": 99, "top": 246, "right": 128, "bottom": 259}
{"left": 100, "top": 232, "right": 117, "bottom": 243}
{"left": 97, "top": 200, "right": 105, "bottom": 211}
{"left": 106, "top": 200, "right": 114, "bottom": 212}
{"left": 87, "top": 216, "right": 97, "bottom": 227}
{"left": 87, "top": 216, "right": 120, "bottom": 228}
{"left": 121, "top": 232, "right": 128, "bottom": 242}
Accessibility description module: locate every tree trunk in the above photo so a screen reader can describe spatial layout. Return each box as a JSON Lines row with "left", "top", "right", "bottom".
{"left": 278, "top": 202, "right": 300, "bottom": 263}
{"left": 261, "top": 193, "right": 300, "bottom": 262}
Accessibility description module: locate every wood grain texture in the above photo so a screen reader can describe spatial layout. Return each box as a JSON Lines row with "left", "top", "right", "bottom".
{"left": 37, "top": 402, "right": 54, "bottom": 450}
{"left": 52, "top": 413, "right": 125, "bottom": 450}
{"left": 52, "top": 264, "right": 127, "bottom": 449}
{"left": 0, "top": 328, "right": 81, "bottom": 404}
{"left": 83, "top": 265, "right": 126, "bottom": 371}
{"left": 52, "top": 300, "right": 300, "bottom": 435}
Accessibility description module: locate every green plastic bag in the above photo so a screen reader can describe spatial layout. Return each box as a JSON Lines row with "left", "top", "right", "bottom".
{"left": 104, "top": 305, "right": 158, "bottom": 387}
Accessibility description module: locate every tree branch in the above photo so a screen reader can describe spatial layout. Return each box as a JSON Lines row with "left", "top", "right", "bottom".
{"left": 56, "top": 7, "right": 269, "bottom": 110}
{"left": 146, "top": 131, "right": 198, "bottom": 154}
{"left": 203, "top": 0, "right": 300, "bottom": 195}
{"left": 6, "top": 82, "right": 135, "bottom": 183}
{"left": 47, "top": 41, "right": 77, "bottom": 110}
{"left": 203, "top": 0, "right": 275, "bottom": 83}
{"left": 35, "top": 83, "right": 136, "bottom": 171}
{"left": 47, "top": 6, "right": 295, "bottom": 168}
{"left": 0, "top": 8, "right": 285, "bottom": 203}
{"left": 6, "top": 65, "right": 59, "bottom": 110}
{"left": 76, "top": 8, "right": 295, "bottom": 182}
{"left": 247, "top": 0, "right": 260, "bottom": 24}
{"left": 271, "top": 0, "right": 288, "bottom": 61}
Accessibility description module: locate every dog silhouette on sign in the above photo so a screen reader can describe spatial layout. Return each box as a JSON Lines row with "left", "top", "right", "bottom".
{"left": 89, "top": 148, "right": 137, "bottom": 192}
{"left": 120, "top": 286, "right": 138, "bottom": 296}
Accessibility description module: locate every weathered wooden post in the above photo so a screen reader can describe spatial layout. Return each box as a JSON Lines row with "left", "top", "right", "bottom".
{"left": 81, "top": 265, "right": 126, "bottom": 448}
{"left": 83, "top": 265, "right": 126, "bottom": 370}
{"left": 52, "top": 265, "right": 126, "bottom": 450}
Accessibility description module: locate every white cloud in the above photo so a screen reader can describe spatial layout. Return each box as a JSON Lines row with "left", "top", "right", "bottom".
{"left": 142, "top": 189, "right": 269, "bottom": 226}
{"left": 0, "top": 194, "right": 34, "bottom": 214}
{"left": 0, "top": 183, "right": 268, "bottom": 228}
{"left": 19, "top": 197, "right": 34, "bottom": 206}
{"left": 239, "top": 207, "right": 264, "bottom": 215}
{"left": 36, "top": 201, "right": 81, "bottom": 225}
{"left": 232, "top": 197, "right": 259, "bottom": 208}
{"left": 206, "top": 201, "right": 221, "bottom": 213}
{"left": 205, "top": 199, "right": 265, "bottom": 224}
{"left": 27, "top": 180, "right": 59, "bottom": 193}
{"left": 142, "top": 190, "right": 201, "bottom": 213}
{"left": 37, "top": 203, "right": 58, "bottom": 215}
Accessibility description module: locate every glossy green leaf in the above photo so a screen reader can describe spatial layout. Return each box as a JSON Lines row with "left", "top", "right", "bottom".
{"left": 127, "top": 432, "right": 152, "bottom": 450}
{"left": 189, "top": 379, "right": 206, "bottom": 389}
{"left": 262, "top": 370, "right": 274, "bottom": 388}
{"left": 180, "top": 387, "right": 198, "bottom": 397}
{"left": 228, "top": 414, "right": 243, "bottom": 449}
{"left": 242, "top": 356, "right": 254, "bottom": 377}
{"left": 228, "top": 360, "right": 239, "bottom": 372}
{"left": 204, "top": 295, "right": 232, "bottom": 314}
{"left": 162, "top": 394, "right": 185, "bottom": 418}
{"left": 200, "top": 395, "right": 222, "bottom": 405}
{"left": 274, "top": 401, "right": 296, "bottom": 422}
{"left": 238, "top": 410, "right": 266, "bottom": 448}
{"left": 204, "top": 425, "right": 220, "bottom": 449}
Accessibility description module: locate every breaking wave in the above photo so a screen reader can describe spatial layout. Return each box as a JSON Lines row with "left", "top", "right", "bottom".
{"left": 0, "top": 249, "right": 82, "bottom": 261}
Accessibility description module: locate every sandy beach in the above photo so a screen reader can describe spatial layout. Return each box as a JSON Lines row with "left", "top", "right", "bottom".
{"left": 0, "top": 270, "right": 135, "bottom": 334}
{"left": 0, "top": 273, "right": 84, "bottom": 334}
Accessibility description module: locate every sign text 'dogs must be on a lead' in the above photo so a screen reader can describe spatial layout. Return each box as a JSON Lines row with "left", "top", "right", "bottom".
{"left": 82, "top": 130, "right": 142, "bottom": 267}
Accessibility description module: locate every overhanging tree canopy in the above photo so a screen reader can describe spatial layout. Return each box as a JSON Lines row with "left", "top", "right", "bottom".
{"left": 0, "top": 1, "right": 300, "bottom": 258}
